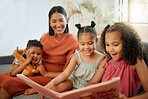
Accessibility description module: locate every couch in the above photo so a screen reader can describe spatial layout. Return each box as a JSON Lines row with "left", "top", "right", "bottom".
{"left": 0, "top": 41, "right": 148, "bottom": 99}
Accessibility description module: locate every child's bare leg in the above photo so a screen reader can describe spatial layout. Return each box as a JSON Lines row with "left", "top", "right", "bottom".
{"left": 0, "top": 87, "right": 12, "bottom": 99}
{"left": 51, "top": 79, "right": 73, "bottom": 92}
{"left": 24, "top": 88, "right": 38, "bottom": 95}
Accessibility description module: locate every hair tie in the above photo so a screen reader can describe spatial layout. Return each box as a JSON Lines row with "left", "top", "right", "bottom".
{"left": 75, "top": 24, "right": 81, "bottom": 30}
{"left": 91, "top": 21, "right": 96, "bottom": 28}
{"left": 107, "top": 24, "right": 111, "bottom": 29}
{"left": 103, "top": 24, "right": 111, "bottom": 32}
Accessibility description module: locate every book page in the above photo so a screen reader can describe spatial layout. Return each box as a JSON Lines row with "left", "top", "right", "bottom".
{"left": 17, "top": 74, "right": 61, "bottom": 99}
{"left": 60, "top": 77, "right": 120, "bottom": 99}
{"left": 17, "top": 74, "right": 120, "bottom": 99}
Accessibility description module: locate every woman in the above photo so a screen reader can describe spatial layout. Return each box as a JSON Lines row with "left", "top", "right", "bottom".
{"left": 25, "top": 6, "right": 79, "bottom": 94}
{"left": 25, "top": 6, "right": 79, "bottom": 95}
{"left": 0, "top": 6, "right": 78, "bottom": 99}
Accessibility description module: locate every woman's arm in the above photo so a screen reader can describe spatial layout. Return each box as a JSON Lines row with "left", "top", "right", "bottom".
{"left": 37, "top": 64, "right": 61, "bottom": 78}
{"left": 63, "top": 36, "right": 79, "bottom": 70}
{"left": 88, "top": 58, "right": 106, "bottom": 85}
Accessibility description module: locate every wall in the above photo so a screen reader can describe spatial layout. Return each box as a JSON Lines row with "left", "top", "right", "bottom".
{"left": 132, "top": 24, "right": 148, "bottom": 42}
{"left": 67, "top": 0, "right": 115, "bottom": 35}
{"left": 0, "top": 0, "right": 49, "bottom": 56}
{"left": 0, "top": 0, "right": 148, "bottom": 56}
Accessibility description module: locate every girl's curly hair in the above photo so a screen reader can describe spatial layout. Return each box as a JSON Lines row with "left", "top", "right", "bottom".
{"left": 100, "top": 22, "right": 146, "bottom": 65}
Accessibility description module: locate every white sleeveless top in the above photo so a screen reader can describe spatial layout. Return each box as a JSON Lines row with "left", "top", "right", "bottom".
{"left": 69, "top": 50, "right": 105, "bottom": 89}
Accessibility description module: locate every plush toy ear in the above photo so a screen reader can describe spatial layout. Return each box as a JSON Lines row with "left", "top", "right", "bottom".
{"left": 17, "top": 47, "right": 24, "bottom": 54}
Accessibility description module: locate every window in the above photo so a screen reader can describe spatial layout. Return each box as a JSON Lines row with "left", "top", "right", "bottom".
{"left": 115, "top": 0, "right": 148, "bottom": 24}
{"left": 129, "top": 0, "right": 148, "bottom": 24}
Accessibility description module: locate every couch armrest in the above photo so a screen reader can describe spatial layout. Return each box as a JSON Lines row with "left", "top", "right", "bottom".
{"left": 0, "top": 55, "right": 14, "bottom": 65}
{"left": 0, "top": 64, "right": 13, "bottom": 74}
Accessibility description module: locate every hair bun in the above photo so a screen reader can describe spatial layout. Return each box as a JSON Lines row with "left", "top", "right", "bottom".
{"left": 91, "top": 21, "right": 96, "bottom": 28}
{"left": 75, "top": 24, "right": 81, "bottom": 30}
{"left": 105, "top": 25, "right": 110, "bottom": 30}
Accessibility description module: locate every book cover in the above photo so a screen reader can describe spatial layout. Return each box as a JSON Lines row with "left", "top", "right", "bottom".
{"left": 17, "top": 74, "right": 120, "bottom": 99}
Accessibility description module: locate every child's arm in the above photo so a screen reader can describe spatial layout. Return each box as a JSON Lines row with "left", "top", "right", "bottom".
{"left": 130, "top": 58, "right": 148, "bottom": 99}
{"left": 88, "top": 58, "right": 106, "bottom": 86}
{"left": 11, "top": 58, "right": 31, "bottom": 76}
{"left": 45, "top": 54, "right": 78, "bottom": 88}
{"left": 118, "top": 58, "right": 148, "bottom": 99}
{"left": 11, "top": 50, "right": 33, "bottom": 76}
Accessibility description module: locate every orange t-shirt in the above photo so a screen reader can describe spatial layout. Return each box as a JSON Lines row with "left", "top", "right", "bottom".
{"left": 40, "top": 33, "right": 79, "bottom": 72}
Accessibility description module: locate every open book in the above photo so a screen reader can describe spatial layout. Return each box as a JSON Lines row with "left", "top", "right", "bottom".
{"left": 17, "top": 74, "right": 120, "bottom": 99}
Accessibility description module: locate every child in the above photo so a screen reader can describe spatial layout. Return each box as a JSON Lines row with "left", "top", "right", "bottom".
{"left": 44, "top": 21, "right": 105, "bottom": 92}
{"left": 88, "top": 22, "right": 148, "bottom": 98}
{"left": 0, "top": 39, "right": 44, "bottom": 99}
{"left": 11, "top": 39, "right": 43, "bottom": 77}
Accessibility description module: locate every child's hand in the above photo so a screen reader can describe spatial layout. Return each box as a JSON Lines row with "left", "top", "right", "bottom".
{"left": 25, "top": 50, "right": 33, "bottom": 63}
{"left": 117, "top": 93, "right": 127, "bottom": 99}
{"left": 45, "top": 79, "right": 56, "bottom": 89}
{"left": 37, "top": 64, "right": 47, "bottom": 76}
{"left": 45, "top": 82, "right": 52, "bottom": 89}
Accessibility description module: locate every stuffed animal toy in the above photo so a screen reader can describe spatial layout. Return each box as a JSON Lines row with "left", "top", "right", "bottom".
{"left": 12, "top": 47, "right": 40, "bottom": 76}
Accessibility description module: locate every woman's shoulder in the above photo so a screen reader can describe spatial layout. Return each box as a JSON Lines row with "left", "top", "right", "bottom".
{"left": 40, "top": 32, "right": 49, "bottom": 38}
{"left": 65, "top": 34, "right": 78, "bottom": 47}
{"left": 67, "top": 34, "right": 77, "bottom": 40}
{"left": 40, "top": 32, "right": 52, "bottom": 43}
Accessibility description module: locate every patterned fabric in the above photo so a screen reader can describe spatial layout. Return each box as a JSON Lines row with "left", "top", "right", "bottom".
{"left": 102, "top": 58, "right": 141, "bottom": 97}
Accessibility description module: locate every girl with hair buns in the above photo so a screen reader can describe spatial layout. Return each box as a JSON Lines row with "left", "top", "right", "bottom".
{"left": 44, "top": 21, "right": 105, "bottom": 92}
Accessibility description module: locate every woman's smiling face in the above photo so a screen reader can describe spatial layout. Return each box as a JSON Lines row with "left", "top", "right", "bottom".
{"left": 50, "top": 12, "right": 67, "bottom": 35}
